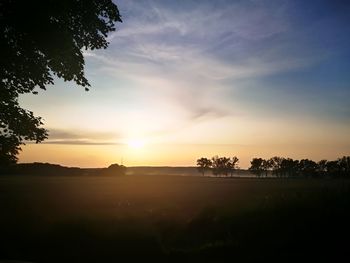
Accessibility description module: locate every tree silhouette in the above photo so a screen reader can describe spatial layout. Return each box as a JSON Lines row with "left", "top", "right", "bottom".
{"left": 0, "top": 106, "right": 47, "bottom": 166}
{"left": 0, "top": 0, "right": 122, "bottom": 165}
{"left": 280, "top": 158, "right": 299, "bottom": 177}
{"left": 338, "top": 156, "right": 350, "bottom": 177}
{"left": 326, "top": 160, "right": 339, "bottom": 176}
{"left": 249, "top": 156, "right": 350, "bottom": 178}
{"left": 196, "top": 157, "right": 212, "bottom": 176}
{"left": 317, "top": 159, "right": 328, "bottom": 177}
{"left": 100, "top": 163, "right": 127, "bottom": 176}
{"left": 249, "top": 158, "right": 264, "bottom": 177}
{"left": 299, "top": 159, "right": 317, "bottom": 177}
{"left": 262, "top": 159, "right": 272, "bottom": 177}
{"left": 269, "top": 156, "right": 283, "bottom": 177}
{"left": 211, "top": 156, "right": 231, "bottom": 176}
{"left": 229, "top": 156, "right": 239, "bottom": 176}
{"left": 195, "top": 156, "right": 350, "bottom": 179}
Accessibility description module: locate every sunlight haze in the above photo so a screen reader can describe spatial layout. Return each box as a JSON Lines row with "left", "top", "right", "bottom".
{"left": 18, "top": 0, "right": 350, "bottom": 168}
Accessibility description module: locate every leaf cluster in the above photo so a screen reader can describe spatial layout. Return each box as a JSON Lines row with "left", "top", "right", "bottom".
{"left": 0, "top": 0, "right": 122, "bottom": 166}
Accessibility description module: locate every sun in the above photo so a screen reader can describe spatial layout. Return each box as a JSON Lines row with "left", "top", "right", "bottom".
{"left": 127, "top": 139, "right": 145, "bottom": 149}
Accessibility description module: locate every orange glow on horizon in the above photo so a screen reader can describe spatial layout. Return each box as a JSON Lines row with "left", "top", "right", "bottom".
{"left": 18, "top": 141, "right": 350, "bottom": 169}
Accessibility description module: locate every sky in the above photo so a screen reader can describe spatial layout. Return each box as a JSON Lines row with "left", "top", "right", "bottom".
{"left": 19, "top": 0, "right": 350, "bottom": 168}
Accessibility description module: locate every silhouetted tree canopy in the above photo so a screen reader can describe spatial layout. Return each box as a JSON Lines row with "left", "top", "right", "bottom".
{"left": 211, "top": 156, "right": 232, "bottom": 176}
{"left": 197, "top": 156, "right": 240, "bottom": 176}
{"left": 0, "top": 0, "right": 122, "bottom": 165}
{"left": 247, "top": 156, "right": 350, "bottom": 178}
{"left": 249, "top": 158, "right": 264, "bottom": 177}
{"left": 103, "top": 163, "right": 127, "bottom": 176}
{"left": 198, "top": 155, "right": 350, "bottom": 178}
{"left": 196, "top": 157, "right": 212, "bottom": 176}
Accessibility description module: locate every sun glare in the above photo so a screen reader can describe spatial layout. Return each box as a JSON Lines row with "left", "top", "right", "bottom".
{"left": 127, "top": 139, "right": 145, "bottom": 149}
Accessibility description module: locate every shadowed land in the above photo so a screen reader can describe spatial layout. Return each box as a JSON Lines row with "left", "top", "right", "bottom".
{"left": 0, "top": 175, "right": 349, "bottom": 262}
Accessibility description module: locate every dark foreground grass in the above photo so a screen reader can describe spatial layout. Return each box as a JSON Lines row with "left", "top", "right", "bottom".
{"left": 0, "top": 175, "right": 349, "bottom": 262}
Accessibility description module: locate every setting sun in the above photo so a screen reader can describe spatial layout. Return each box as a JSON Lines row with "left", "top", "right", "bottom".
{"left": 127, "top": 139, "right": 145, "bottom": 149}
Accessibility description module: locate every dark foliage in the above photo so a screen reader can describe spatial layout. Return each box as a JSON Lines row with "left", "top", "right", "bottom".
{"left": 100, "top": 163, "right": 127, "bottom": 176}
{"left": 196, "top": 158, "right": 212, "bottom": 176}
{"left": 248, "top": 156, "right": 350, "bottom": 178}
{"left": 0, "top": 0, "right": 122, "bottom": 165}
{"left": 197, "top": 155, "right": 350, "bottom": 178}
{"left": 205, "top": 156, "right": 239, "bottom": 176}
{"left": 249, "top": 158, "right": 264, "bottom": 177}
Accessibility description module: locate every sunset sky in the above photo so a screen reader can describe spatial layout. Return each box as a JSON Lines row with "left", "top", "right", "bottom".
{"left": 19, "top": 0, "right": 350, "bottom": 168}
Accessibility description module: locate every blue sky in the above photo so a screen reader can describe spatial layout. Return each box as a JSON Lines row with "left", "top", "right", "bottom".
{"left": 19, "top": 0, "right": 350, "bottom": 167}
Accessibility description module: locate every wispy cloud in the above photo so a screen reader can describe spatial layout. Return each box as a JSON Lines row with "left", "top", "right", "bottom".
{"left": 41, "top": 140, "right": 122, "bottom": 145}
{"left": 38, "top": 129, "right": 123, "bottom": 145}
{"left": 80, "top": 1, "right": 348, "bottom": 141}
{"left": 89, "top": 0, "right": 320, "bottom": 87}
{"left": 80, "top": 0, "right": 329, "bottom": 143}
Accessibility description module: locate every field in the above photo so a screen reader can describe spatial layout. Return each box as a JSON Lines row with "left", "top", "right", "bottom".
{"left": 0, "top": 175, "right": 349, "bottom": 262}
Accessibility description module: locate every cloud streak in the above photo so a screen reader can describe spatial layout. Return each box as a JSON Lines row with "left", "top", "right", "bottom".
{"left": 79, "top": 0, "right": 338, "bottom": 144}
{"left": 88, "top": 0, "right": 321, "bottom": 98}
{"left": 37, "top": 0, "right": 349, "bottom": 145}
{"left": 35, "top": 129, "right": 123, "bottom": 145}
{"left": 41, "top": 140, "right": 122, "bottom": 145}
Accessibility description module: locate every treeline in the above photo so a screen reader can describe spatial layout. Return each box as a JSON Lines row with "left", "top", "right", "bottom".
{"left": 249, "top": 156, "right": 350, "bottom": 178}
{"left": 197, "top": 156, "right": 350, "bottom": 178}
{"left": 0, "top": 162, "right": 127, "bottom": 176}
{"left": 197, "top": 156, "right": 239, "bottom": 176}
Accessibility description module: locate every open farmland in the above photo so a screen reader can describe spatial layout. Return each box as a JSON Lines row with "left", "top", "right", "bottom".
{"left": 0, "top": 175, "right": 349, "bottom": 262}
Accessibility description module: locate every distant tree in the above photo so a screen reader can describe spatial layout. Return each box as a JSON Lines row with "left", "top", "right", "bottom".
{"left": 299, "top": 159, "right": 318, "bottom": 177}
{"left": 317, "top": 159, "right": 328, "bottom": 177}
{"left": 280, "top": 158, "right": 299, "bottom": 177}
{"left": 0, "top": 0, "right": 122, "bottom": 166}
{"left": 269, "top": 156, "right": 283, "bottom": 177}
{"left": 249, "top": 158, "right": 264, "bottom": 177}
{"left": 326, "top": 160, "right": 340, "bottom": 177}
{"left": 211, "top": 156, "right": 231, "bottom": 176}
{"left": 337, "top": 156, "right": 350, "bottom": 177}
{"left": 222, "top": 157, "right": 232, "bottom": 176}
{"left": 196, "top": 157, "right": 212, "bottom": 176}
{"left": 291, "top": 159, "right": 300, "bottom": 176}
{"left": 261, "top": 159, "right": 272, "bottom": 177}
{"left": 228, "top": 156, "right": 239, "bottom": 176}
{"left": 103, "top": 163, "right": 127, "bottom": 176}
{"left": 211, "top": 156, "right": 220, "bottom": 176}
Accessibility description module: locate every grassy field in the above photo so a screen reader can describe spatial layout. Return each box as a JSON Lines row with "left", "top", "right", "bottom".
{"left": 0, "top": 175, "right": 349, "bottom": 262}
